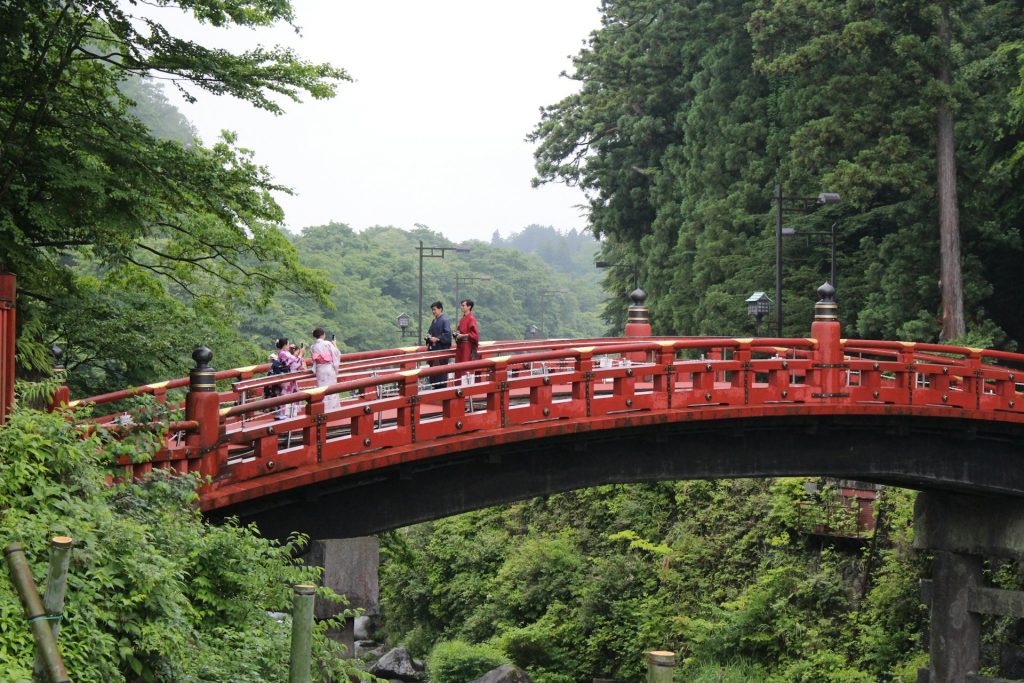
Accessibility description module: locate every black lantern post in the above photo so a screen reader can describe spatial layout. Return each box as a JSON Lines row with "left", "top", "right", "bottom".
{"left": 396, "top": 312, "right": 412, "bottom": 338}
{"left": 745, "top": 291, "right": 772, "bottom": 337}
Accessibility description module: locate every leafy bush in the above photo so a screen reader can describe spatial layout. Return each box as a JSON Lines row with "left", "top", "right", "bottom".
{"left": 382, "top": 480, "right": 930, "bottom": 681}
{"left": 426, "top": 639, "right": 509, "bottom": 683}
{"left": 0, "top": 405, "right": 370, "bottom": 682}
{"left": 686, "top": 658, "right": 768, "bottom": 682}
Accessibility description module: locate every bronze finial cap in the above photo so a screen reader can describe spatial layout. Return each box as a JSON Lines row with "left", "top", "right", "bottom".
{"left": 189, "top": 346, "right": 216, "bottom": 392}
{"left": 192, "top": 346, "right": 213, "bottom": 370}
{"left": 814, "top": 283, "right": 838, "bottom": 321}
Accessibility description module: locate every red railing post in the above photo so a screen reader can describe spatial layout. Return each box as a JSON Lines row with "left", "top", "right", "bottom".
{"left": 652, "top": 343, "right": 677, "bottom": 410}
{"left": 735, "top": 339, "right": 752, "bottom": 405}
{"left": 0, "top": 273, "right": 15, "bottom": 423}
{"left": 185, "top": 347, "right": 222, "bottom": 480}
{"left": 397, "top": 370, "right": 420, "bottom": 442}
{"left": 572, "top": 348, "right": 595, "bottom": 417}
{"left": 810, "top": 283, "right": 845, "bottom": 401}
{"left": 488, "top": 358, "right": 510, "bottom": 428}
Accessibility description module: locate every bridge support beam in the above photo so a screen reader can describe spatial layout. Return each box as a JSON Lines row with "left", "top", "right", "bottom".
{"left": 302, "top": 537, "right": 379, "bottom": 651}
{"left": 915, "top": 492, "right": 1024, "bottom": 681}
{"left": 0, "top": 273, "right": 15, "bottom": 424}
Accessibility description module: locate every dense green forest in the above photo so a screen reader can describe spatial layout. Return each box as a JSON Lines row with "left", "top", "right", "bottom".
{"left": 5, "top": 0, "right": 1024, "bottom": 681}
{"left": 532, "top": 0, "right": 1024, "bottom": 346}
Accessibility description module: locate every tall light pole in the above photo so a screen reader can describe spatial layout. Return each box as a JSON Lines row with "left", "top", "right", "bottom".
{"left": 595, "top": 260, "right": 639, "bottom": 291}
{"left": 538, "top": 288, "right": 569, "bottom": 337}
{"left": 774, "top": 186, "right": 840, "bottom": 335}
{"left": 454, "top": 274, "right": 492, "bottom": 323}
{"left": 417, "top": 241, "right": 469, "bottom": 340}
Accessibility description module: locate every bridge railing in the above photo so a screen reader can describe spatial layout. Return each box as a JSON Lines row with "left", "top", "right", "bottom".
{"left": 195, "top": 337, "right": 834, "bottom": 506}
{"left": 56, "top": 330, "right": 1024, "bottom": 510}
{"left": 841, "top": 340, "right": 1023, "bottom": 412}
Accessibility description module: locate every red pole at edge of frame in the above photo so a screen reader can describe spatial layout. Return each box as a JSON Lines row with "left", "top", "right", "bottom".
{"left": 0, "top": 274, "right": 16, "bottom": 424}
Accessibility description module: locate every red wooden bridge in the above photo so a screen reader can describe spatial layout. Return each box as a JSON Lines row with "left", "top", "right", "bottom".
{"left": 46, "top": 285, "right": 1024, "bottom": 539}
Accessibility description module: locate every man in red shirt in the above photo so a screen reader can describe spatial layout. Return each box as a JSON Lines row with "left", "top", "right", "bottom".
{"left": 454, "top": 299, "right": 479, "bottom": 379}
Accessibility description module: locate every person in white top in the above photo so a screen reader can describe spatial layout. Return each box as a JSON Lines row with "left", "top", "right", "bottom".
{"left": 310, "top": 327, "right": 341, "bottom": 411}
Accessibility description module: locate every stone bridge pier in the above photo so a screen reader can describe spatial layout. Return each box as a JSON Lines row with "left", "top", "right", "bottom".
{"left": 916, "top": 492, "right": 1024, "bottom": 682}
{"left": 302, "top": 537, "right": 379, "bottom": 652}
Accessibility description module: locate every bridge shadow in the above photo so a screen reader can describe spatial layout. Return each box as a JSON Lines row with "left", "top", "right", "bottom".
{"left": 208, "top": 413, "right": 1024, "bottom": 540}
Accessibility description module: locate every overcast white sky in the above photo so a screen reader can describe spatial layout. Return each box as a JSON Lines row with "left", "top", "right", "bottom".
{"left": 160, "top": 1, "right": 601, "bottom": 243}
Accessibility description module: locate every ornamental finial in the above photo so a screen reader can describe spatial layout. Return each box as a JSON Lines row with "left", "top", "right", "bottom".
{"left": 814, "top": 283, "right": 838, "bottom": 322}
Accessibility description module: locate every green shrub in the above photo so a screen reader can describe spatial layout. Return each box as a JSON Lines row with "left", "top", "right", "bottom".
{"left": 0, "top": 405, "right": 369, "bottom": 682}
{"left": 776, "top": 650, "right": 874, "bottom": 682}
{"left": 685, "top": 658, "right": 769, "bottom": 682}
{"left": 427, "top": 639, "right": 509, "bottom": 683}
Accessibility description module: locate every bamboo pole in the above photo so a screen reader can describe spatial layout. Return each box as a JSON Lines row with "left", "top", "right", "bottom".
{"left": 645, "top": 650, "right": 675, "bottom": 683}
{"left": 32, "top": 537, "right": 74, "bottom": 683}
{"left": 3, "top": 543, "right": 70, "bottom": 683}
{"left": 289, "top": 584, "right": 316, "bottom": 683}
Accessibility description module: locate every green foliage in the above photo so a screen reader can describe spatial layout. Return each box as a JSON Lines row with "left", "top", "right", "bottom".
{"left": 242, "top": 223, "right": 606, "bottom": 360}
{"left": 532, "top": 0, "right": 1024, "bottom": 347}
{"left": 426, "top": 640, "right": 509, "bottom": 683}
{"left": 382, "top": 480, "right": 931, "bottom": 681}
{"left": 0, "top": 405, "right": 367, "bottom": 682}
{"left": 685, "top": 658, "right": 768, "bottom": 683}
{"left": 1, "top": 0, "right": 344, "bottom": 396}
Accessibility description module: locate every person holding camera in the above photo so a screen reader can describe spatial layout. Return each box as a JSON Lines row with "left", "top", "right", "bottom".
{"left": 454, "top": 299, "right": 479, "bottom": 381}
{"left": 274, "top": 338, "right": 305, "bottom": 419}
{"left": 425, "top": 301, "right": 452, "bottom": 389}
{"left": 310, "top": 327, "right": 342, "bottom": 411}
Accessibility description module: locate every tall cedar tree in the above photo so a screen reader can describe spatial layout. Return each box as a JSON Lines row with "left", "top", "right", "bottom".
{"left": 0, "top": 0, "right": 345, "bottom": 387}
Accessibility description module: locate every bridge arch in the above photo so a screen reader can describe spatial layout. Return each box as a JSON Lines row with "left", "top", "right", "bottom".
{"left": 208, "top": 411, "right": 1024, "bottom": 539}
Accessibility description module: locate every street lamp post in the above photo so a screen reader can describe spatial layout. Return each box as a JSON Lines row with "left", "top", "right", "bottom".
{"left": 538, "top": 288, "right": 569, "bottom": 337}
{"left": 595, "top": 260, "right": 639, "bottom": 291}
{"left": 774, "top": 186, "right": 840, "bottom": 335}
{"left": 454, "top": 274, "right": 493, "bottom": 323}
{"left": 417, "top": 241, "right": 469, "bottom": 340}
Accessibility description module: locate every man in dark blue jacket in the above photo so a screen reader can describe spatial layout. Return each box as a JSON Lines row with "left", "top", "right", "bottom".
{"left": 426, "top": 301, "right": 452, "bottom": 389}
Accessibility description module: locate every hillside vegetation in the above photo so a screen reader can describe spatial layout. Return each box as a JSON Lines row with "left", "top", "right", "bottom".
{"left": 380, "top": 481, "right": 934, "bottom": 682}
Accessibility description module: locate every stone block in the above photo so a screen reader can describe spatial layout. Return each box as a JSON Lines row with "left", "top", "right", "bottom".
{"left": 914, "top": 492, "right": 1024, "bottom": 559}
{"left": 303, "top": 537, "right": 379, "bottom": 619}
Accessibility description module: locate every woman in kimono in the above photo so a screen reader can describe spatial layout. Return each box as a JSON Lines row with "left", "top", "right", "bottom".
{"left": 310, "top": 327, "right": 342, "bottom": 411}
{"left": 275, "top": 337, "right": 305, "bottom": 419}
{"left": 454, "top": 299, "right": 479, "bottom": 382}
